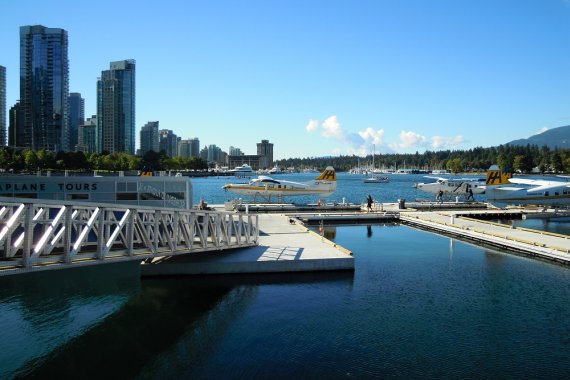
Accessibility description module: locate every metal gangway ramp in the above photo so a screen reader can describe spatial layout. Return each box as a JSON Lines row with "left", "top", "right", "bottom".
{"left": 0, "top": 198, "right": 258, "bottom": 276}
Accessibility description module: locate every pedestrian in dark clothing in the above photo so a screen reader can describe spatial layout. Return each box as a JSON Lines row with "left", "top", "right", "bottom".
{"left": 467, "top": 188, "right": 474, "bottom": 201}
{"left": 366, "top": 194, "right": 373, "bottom": 212}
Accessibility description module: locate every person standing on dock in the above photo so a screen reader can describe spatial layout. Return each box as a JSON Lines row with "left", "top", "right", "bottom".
{"left": 466, "top": 188, "right": 474, "bottom": 201}
{"left": 436, "top": 190, "right": 443, "bottom": 203}
{"left": 366, "top": 194, "right": 373, "bottom": 212}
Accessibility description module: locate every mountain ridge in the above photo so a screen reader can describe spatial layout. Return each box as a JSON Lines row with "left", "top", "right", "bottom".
{"left": 508, "top": 125, "right": 570, "bottom": 149}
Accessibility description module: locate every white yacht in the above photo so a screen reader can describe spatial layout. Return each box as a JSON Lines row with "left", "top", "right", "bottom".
{"left": 227, "top": 164, "right": 254, "bottom": 175}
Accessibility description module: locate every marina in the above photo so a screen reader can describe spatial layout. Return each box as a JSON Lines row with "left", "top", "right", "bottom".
{"left": 3, "top": 171, "right": 570, "bottom": 378}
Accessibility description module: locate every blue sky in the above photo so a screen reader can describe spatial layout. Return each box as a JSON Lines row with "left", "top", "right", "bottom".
{"left": 2, "top": 0, "right": 570, "bottom": 160}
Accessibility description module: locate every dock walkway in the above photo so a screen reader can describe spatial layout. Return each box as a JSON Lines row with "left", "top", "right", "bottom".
{"left": 399, "top": 210, "right": 570, "bottom": 264}
{"left": 141, "top": 214, "right": 354, "bottom": 276}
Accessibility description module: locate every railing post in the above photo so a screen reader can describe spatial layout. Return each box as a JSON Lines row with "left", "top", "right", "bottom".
{"left": 22, "top": 204, "right": 33, "bottom": 268}
{"left": 96, "top": 208, "right": 106, "bottom": 260}
{"left": 127, "top": 209, "right": 134, "bottom": 256}
{"left": 154, "top": 210, "right": 160, "bottom": 253}
{"left": 64, "top": 206, "right": 73, "bottom": 259}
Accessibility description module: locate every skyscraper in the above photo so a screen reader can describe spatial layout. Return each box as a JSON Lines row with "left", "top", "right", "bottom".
{"left": 78, "top": 115, "right": 97, "bottom": 154}
{"left": 20, "top": 25, "right": 70, "bottom": 151}
{"left": 0, "top": 66, "right": 5, "bottom": 146}
{"left": 97, "top": 59, "right": 136, "bottom": 154}
{"left": 257, "top": 139, "right": 274, "bottom": 169}
{"left": 68, "top": 92, "right": 84, "bottom": 151}
{"left": 159, "top": 129, "right": 178, "bottom": 157}
{"left": 140, "top": 121, "right": 159, "bottom": 155}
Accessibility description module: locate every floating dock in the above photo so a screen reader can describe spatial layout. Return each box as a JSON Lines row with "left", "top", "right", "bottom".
{"left": 399, "top": 210, "right": 570, "bottom": 265}
{"left": 141, "top": 214, "right": 354, "bottom": 276}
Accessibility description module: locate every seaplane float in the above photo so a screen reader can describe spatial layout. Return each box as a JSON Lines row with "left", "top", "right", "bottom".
{"left": 222, "top": 166, "right": 337, "bottom": 202}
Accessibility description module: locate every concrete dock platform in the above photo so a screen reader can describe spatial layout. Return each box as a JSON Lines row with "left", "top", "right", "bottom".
{"left": 141, "top": 214, "right": 354, "bottom": 276}
{"left": 400, "top": 210, "right": 570, "bottom": 264}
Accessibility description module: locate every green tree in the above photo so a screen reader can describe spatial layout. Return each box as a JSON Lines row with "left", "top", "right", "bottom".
{"left": 23, "top": 149, "right": 38, "bottom": 171}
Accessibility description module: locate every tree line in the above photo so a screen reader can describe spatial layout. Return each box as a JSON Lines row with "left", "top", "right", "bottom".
{"left": 276, "top": 144, "right": 570, "bottom": 174}
{"left": 0, "top": 148, "right": 208, "bottom": 173}
{"left": 1, "top": 144, "right": 569, "bottom": 174}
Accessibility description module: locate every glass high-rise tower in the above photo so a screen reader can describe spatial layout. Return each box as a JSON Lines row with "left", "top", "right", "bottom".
{"left": 20, "top": 25, "right": 69, "bottom": 151}
{"left": 0, "top": 65, "right": 5, "bottom": 146}
{"left": 68, "top": 92, "right": 84, "bottom": 151}
{"left": 97, "top": 60, "right": 136, "bottom": 154}
{"left": 140, "top": 121, "right": 159, "bottom": 155}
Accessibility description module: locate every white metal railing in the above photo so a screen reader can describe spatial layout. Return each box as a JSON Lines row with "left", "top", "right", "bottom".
{"left": 0, "top": 198, "right": 258, "bottom": 275}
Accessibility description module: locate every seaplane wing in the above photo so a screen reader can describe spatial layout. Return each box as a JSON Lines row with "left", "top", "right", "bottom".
{"left": 223, "top": 166, "right": 337, "bottom": 201}
{"left": 508, "top": 178, "right": 566, "bottom": 187}
{"left": 485, "top": 165, "right": 570, "bottom": 207}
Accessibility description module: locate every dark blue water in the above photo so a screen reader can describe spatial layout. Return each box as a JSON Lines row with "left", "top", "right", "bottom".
{"left": 3, "top": 224, "right": 570, "bottom": 379}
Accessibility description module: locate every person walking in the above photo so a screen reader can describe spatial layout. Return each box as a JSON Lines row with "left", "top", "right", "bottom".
{"left": 366, "top": 194, "right": 373, "bottom": 212}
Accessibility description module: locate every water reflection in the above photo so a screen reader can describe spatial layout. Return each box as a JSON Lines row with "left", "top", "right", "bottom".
{"left": 16, "top": 271, "right": 353, "bottom": 379}
{"left": 367, "top": 225, "right": 372, "bottom": 238}
{"left": 0, "top": 262, "right": 141, "bottom": 379}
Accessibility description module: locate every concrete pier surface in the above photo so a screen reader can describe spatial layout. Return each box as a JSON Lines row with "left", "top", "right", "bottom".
{"left": 400, "top": 210, "right": 570, "bottom": 264}
{"left": 141, "top": 214, "right": 354, "bottom": 276}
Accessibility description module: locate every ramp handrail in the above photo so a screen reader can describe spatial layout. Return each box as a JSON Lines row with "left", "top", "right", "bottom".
{"left": 0, "top": 198, "right": 258, "bottom": 275}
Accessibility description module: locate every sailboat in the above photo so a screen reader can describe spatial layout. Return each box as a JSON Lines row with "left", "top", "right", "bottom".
{"left": 363, "top": 145, "right": 389, "bottom": 183}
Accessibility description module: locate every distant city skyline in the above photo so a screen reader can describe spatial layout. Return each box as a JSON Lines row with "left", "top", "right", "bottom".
{"left": 1, "top": 0, "right": 570, "bottom": 159}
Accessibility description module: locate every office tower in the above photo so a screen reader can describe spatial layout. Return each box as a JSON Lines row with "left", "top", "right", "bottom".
{"left": 190, "top": 138, "right": 200, "bottom": 157}
{"left": 0, "top": 66, "right": 5, "bottom": 146}
{"left": 159, "top": 129, "right": 178, "bottom": 157}
{"left": 257, "top": 139, "right": 274, "bottom": 169}
{"left": 229, "top": 146, "right": 243, "bottom": 156}
{"left": 68, "top": 92, "right": 84, "bottom": 151}
{"left": 140, "top": 121, "right": 159, "bottom": 155}
{"left": 20, "top": 25, "right": 70, "bottom": 151}
{"left": 97, "top": 59, "right": 135, "bottom": 154}
{"left": 78, "top": 115, "right": 97, "bottom": 154}
{"left": 8, "top": 102, "right": 23, "bottom": 147}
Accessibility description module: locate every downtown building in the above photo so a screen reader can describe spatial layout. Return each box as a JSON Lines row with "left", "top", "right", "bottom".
{"left": 19, "top": 25, "right": 70, "bottom": 151}
{"left": 97, "top": 60, "right": 136, "bottom": 154}
{"left": 140, "top": 121, "right": 159, "bottom": 155}
{"left": 159, "top": 129, "right": 178, "bottom": 157}
{"left": 78, "top": 115, "right": 97, "bottom": 154}
{"left": 0, "top": 65, "right": 5, "bottom": 146}
{"left": 228, "top": 139, "right": 273, "bottom": 170}
{"left": 178, "top": 137, "right": 200, "bottom": 158}
{"left": 68, "top": 92, "right": 84, "bottom": 151}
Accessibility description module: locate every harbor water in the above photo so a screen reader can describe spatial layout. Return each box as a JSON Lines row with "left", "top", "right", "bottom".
{"left": 2, "top": 173, "right": 570, "bottom": 378}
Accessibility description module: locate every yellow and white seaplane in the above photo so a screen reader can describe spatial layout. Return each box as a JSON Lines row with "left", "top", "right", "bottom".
{"left": 414, "top": 176, "right": 487, "bottom": 197}
{"left": 485, "top": 165, "right": 570, "bottom": 207}
{"left": 222, "top": 166, "right": 337, "bottom": 202}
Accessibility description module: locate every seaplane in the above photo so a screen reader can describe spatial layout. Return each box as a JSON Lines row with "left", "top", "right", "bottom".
{"left": 485, "top": 165, "right": 570, "bottom": 207}
{"left": 222, "top": 166, "right": 337, "bottom": 202}
{"left": 414, "top": 176, "right": 487, "bottom": 197}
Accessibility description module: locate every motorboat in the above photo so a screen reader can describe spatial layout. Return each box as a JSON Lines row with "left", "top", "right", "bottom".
{"left": 363, "top": 176, "right": 389, "bottom": 183}
{"left": 227, "top": 164, "right": 254, "bottom": 175}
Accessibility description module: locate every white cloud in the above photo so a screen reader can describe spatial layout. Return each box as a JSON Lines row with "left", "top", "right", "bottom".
{"left": 304, "top": 116, "right": 395, "bottom": 155}
{"left": 537, "top": 127, "right": 548, "bottom": 135}
{"left": 321, "top": 115, "right": 345, "bottom": 140}
{"left": 398, "top": 130, "right": 428, "bottom": 149}
{"left": 305, "top": 119, "right": 319, "bottom": 132}
{"left": 358, "top": 127, "right": 385, "bottom": 146}
{"left": 430, "top": 135, "right": 465, "bottom": 149}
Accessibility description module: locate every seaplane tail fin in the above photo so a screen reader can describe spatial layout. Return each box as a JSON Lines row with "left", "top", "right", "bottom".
{"left": 315, "top": 166, "right": 336, "bottom": 181}
{"left": 139, "top": 165, "right": 153, "bottom": 176}
{"left": 485, "top": 165, "right": 512, "bottom": 186}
